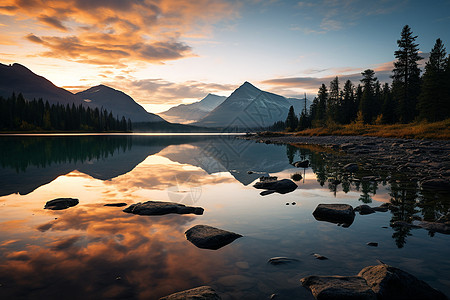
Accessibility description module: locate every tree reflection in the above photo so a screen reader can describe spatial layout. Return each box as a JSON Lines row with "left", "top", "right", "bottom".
{"left": 287, "top": 143, "right": 450, "bottom": 248}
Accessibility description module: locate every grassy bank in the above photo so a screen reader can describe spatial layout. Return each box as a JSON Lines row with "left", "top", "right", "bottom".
{"left": 289, "top": 119, "right": 450, "bottom": 140}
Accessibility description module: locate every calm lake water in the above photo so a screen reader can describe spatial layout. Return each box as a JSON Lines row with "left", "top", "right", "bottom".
{"left": 0, "top": 134, "right": 449, "bottom": 299}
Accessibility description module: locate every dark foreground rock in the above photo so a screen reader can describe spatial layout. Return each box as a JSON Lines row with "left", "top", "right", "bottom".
{"left": 159, "top": 286, "right": 221, "bottom": 300}
{"left": 301, "top": 275, "right": 376, "bottom": 300}
{"left": 312, "top": 204, "right": 355, "bottom": 227}
{"left": 44, "top": 198, "right": 79, "bottom": 210}
{"left": 185, "top": 225, "right": 242, "bottom": 250}
{"left": 123, "top": 201, "right": 204, "bottom": 216}
{"left": 301, "top": 264, "right": 447, "bottom": 300}
{"left": 254, "top": 178, "right": 297, "bottom": 195}
{"left": 358, "top": 264, "right": 447, "bottom": 300}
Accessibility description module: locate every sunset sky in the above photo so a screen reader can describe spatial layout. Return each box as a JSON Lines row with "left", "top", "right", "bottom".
{"left": 1, "top": 0, "right": 449, "bottom": 113}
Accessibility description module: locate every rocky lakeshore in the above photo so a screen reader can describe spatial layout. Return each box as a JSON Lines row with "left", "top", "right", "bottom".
{"left": 243, "top": 133, "right": 450, "bottom": 190}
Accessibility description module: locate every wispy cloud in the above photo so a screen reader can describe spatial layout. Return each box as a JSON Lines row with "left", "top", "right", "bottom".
{"left": 292, "top": 0, "right": 405, "bottom": 34}
{"left": 103, "top": 78, "right": 237, "bottom": 106}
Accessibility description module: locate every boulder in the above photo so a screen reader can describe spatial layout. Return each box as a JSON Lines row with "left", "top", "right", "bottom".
{"left": 185, "top": 225, "right": 242, "bottom": 250}
{"left": 354, "top": 205, "right": 376, "bottom": 215}
{"left": 267, "top": 257, "right": 299, "bottom": 265}
{"left": 301, "top": 275, "right": 376, "bottom": 300}
{"left": 254, "top": 179, "right": 297, "bottom": 195}
{"left": 159, "top": 286, "right": 221, "bottom": 300}
{"left": 44, "top": 198, "right": 79, "bottom": 210}
{"left": 293, "top": 160, "right": 309, "bottom": 168}
{"left": 358, "top": 264, "right": 447, "bottom": 300}
{"left": 123, "top": 201, "right": 204, "bottom": 216}
{"left": 312, "top": 204, "right": 355, "bottom": 227}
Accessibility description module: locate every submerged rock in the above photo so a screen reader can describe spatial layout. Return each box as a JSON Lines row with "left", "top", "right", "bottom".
{"left": 358, "top": 264, "right": 447, "bottom": 300}
{"left": 185, "top": 225, "right": 242, "bottom": 250}
{"left": 313, "top": 253, "right": 328, "bottom": 260}
{"left": 159, "top": 286, "right": 221, "bottom": 300}
{"left": 267, "top": 257, "right": 299, "bottom": 265}
{"left": 301, "top": 275, "right": 376, "bottom": 300}
{"left": 44, "top": 198, "right": 79, "bottom": 210}
{"left": 312, "top": 204, "right": 355, "bottom": 227}
{"left": 123, "top": 201, "right": 204, "bottom": 216}
{"left": 254, "top": 179, "right": 297, "bottom": 195}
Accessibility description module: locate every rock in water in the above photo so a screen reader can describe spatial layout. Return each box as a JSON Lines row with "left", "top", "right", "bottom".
{"left": 358, "top": 264, "right": 447, "bottom": 300}
{"left": 420, "top": 178, "right": 450, "bottom": 191}
{"left": 300, "top": 275, "right": 376, "bottom": 300}
{"left": 123, "top": 201, "right": 204, "bottom": 216}
{"left": 418, "top": 221, "right": 450, "bottom": 234}
{"left": 159, "top": 286, "right": 221, "bottom": 300}
{"left": 312, "top": 204, "right": 355, "bottom": 227}
{"left": 293, "top": 160, "right": 309, "bottom": 168}
{"left": 185, "top": 225, "right": 242, "bottom": 250}
{"left": 267, "top": 257, "right": 299, "bottom": 265}
{"left": 104, "top": 203, "right": 127, "bottom": 207}
{"left": 343, "top": 163, "right": 359, "bottom": 172}
{"left": 44, "top": 198, "right": 79, "bottom": 210}
{"left": 354, "top": 205, "right": 376, "bottom": 215}
{"left": 254, "top": 179, "right": 297, "bottom": 195}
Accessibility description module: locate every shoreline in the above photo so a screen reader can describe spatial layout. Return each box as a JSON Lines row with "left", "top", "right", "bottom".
{"left": 243, "top": 134, "right": 450, "bottom": 189}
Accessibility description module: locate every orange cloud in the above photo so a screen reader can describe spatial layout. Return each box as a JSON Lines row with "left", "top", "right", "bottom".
{"left": 3, "top": 0, "right": 238, "bottom": 65}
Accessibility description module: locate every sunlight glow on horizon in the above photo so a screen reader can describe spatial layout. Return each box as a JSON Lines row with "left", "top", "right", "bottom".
{"left": 1, "top": 0, "right": 449, "bottom": 112}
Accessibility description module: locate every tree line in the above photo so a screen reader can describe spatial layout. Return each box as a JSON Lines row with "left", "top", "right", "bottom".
{"left": 277, "top": 25, "right": 450, "bottom": 131}
{"left": 0, "top": 93, "right": 132, "bottom": 132}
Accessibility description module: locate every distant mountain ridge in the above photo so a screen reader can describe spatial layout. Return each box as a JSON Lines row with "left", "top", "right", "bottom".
{"left": 0, "top": 63, "right": 84, "bottom": 107}
{"left": 159, "top": 93, "right": 226, "bottom": 123}
{"left": 195, "top": 82, "right": 310, "bottom": 129}
{"left": 0, "top": 63, "right": 165, "bottom": 123}
{"left": 76, "top": 85, "right": 165, "bottom": 123}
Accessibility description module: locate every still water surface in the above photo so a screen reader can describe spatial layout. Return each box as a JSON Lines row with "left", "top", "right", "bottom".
{"left": 0, "top": 134, "right": 449, "bottom": 299}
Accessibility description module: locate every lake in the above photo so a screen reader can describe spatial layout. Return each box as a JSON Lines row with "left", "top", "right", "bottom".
{"left": 0, "top": 134, "right": 449, "bottom": 299}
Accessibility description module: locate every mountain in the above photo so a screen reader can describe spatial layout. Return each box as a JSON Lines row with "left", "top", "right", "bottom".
{"left": 0, "top": 63, "right": 84, "bottom": 106}
{"left": 76, "top": 85, "right": 165, "bottom": 123}
{"left": 194, "top": 82, "right": 309, "bottom": 129}
{"left": 159, "top": 94, "right": 227, "bottom": 123}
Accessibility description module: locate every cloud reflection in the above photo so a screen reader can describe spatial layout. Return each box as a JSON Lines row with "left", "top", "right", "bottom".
{"left": 0, "top": 202, "right": 236, "bottom": 299}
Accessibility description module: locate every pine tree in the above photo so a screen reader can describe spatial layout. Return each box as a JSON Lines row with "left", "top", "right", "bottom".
{"left": 314, "top": 84, "right": 328, "bottom": 126}
{"left": 285, "top": 105, "right": 298, "bottom": 131}
{"left": 381, "top": 83, "right": 395, "bottom": 123}
{"left": 359, "top": 69, "right": 377, "bottom": 123}
{"left": 417, "top": 38, "right": 448, "bottom": 121}
{"left": 327, "top": 76, "right": 340, "bottom": 122}
{"left": 392, "top": 25, "right": 422, "bottom": 123}
{"left": 341, "top": 80, "right": 355, "bottom": 124}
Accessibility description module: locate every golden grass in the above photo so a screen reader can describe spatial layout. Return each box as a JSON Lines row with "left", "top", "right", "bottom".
{"left": 292, "top": 119, "right": 450, "bottom": 140}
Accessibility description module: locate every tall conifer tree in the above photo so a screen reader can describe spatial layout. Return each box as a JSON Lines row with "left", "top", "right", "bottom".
{"left": 392, "top": 25, "right": 422, "bottom": 123}
{"left": 418, "top": 38, "right": 448, "bottom": 121}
